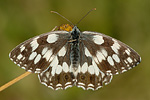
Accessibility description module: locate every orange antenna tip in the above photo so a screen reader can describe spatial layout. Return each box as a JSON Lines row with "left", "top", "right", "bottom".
{"left": 93, "top": 8, "right": 96, "bottom": 10}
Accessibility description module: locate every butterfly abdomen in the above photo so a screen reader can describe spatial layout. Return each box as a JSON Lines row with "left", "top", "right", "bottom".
{"left": 70, "top": 43, "right": 80, "bottom": 67}
{"left": 69, "top": 26, "right": 81, "bottom": 77}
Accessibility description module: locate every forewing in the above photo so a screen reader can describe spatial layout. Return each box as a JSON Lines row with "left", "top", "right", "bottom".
{"left": 9, "top": 31, "right": 69, "bottom": 73}
{"left": 81, "top": 31, "right": 141, "bottom": 75}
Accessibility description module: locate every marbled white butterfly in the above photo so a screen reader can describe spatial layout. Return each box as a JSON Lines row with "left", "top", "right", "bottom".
{"left": 9, "top": 9, "right": 141, "bottom": 90}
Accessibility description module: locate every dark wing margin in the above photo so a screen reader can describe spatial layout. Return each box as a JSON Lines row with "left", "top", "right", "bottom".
{"left": 9, "top": 31, "right": 70, "bottom": 73}
{"left": 81, "top": 31, "right": 141, "bottom": 75}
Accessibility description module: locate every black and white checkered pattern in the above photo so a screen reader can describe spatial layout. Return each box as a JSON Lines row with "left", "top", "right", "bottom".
{"left": 9, "top": 25, "right": 141, "bottom": 90}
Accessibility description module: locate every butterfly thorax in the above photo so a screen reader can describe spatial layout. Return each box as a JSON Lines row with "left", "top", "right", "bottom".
{"left": 69, "top": 26, "right": 81, "bottom": 77}
{"left": 70, "top": 26, "right": 80, "bottom": 40}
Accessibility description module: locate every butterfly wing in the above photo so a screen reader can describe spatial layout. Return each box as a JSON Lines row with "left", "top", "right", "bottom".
{"left": 75, "top": 31, "right": 141, "bottom": 90}
{"left": 9, "top": 28, "right": 141, "bottom": 91}
{"left": 38, "top": 43, "right": 75, "bottom": 90}
{"left": 76, "top": 42, "right": 113, "bottom": 90}
{"left": 9, "top": 31, "right": 70, "bottom": 73}
{"left": 81, "top": 31, "right": 141, "bottom": 75}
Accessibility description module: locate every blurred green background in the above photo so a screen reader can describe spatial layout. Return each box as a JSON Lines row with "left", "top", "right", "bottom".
{"left": 0, "top": 0, "right": 150, "bottom": 100}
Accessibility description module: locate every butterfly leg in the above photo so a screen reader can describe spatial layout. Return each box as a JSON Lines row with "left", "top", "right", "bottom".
{"left": 51, "top": 26, "right": 58, "bottom": 31}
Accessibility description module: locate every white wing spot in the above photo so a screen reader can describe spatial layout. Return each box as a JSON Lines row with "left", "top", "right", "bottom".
{"left": 77, "top": 85, "right": 85, "bottom": 90}
{"left": 125, "top": 48, "right": 131, "bottom": 55}
{"left": 96, "top": 86, "right": 102, "bottom": 90}
{"left": 112, "top": 54, "right": 120, "bottom": 63}
{"left": 93, "top": 56, "right": 99, "bottom": 64}
{"left": 49, "top": 76, "right": 52, "bottom": 81}
{"left": 87, "top": 87, "right": 94, "bottom": 90}
{"left": 88, "top": 84, "right": 94, "bottom": 87}
{"left": 58, "top": 46, "right": 66, "bottom": 56}
{"left": 55, "top": 87, "right": 62, "bottom": 90}
{"left": 47, "top": 34, "right": 58, "bottom": 43}
{"left": 51, "top": 56, "right": 58, "bottom": 76}
{"left": 111, "top": 39, "right": 121, "bottom": 54}
{"left": 30, "top": 39, "right": 39, "bottom": 51}
{"left": 20, "top": 45, "right": 25, "bottom": 52}
{"left": 85, "top": 47, "right": 92, "bottom": 57}
{"left": 78, "top": 82, "right": 85, "bottom": 86}
{"left": 124, "top": 60, "right": 128, "bottom": 64}
{"left": 43, "top": 49, "right": 52, "bottom": 61}
{"left": 128, "top": 67, "right": 132, "bottom": 70}
{"left": 42, "top": 47, "right": 48, "bottom": 55}
{"left": 92, "top": 60, "right": 99, "bottom": 76}
{"left": 29, "top": 52, "right": 37, "bottom": 60}
{"left": 20, "top": 45, "right": 24, "bottom": 49}
{"left": 48, "top": 86, "right": 54, "bottom": 90}
{"left": 125, "top": 49, "right": 130, "bottom": 55}
{"left": 121, "top": 67, "right": 125, "bottom": 70}
{"left": 35, "top": 68, "right": 41, "bottom": 73}
{"left": 96, "top": 51, "right": 105, "bottom": 62}
{"left": 93, "top": 35, "right": 104, "bottom": 45}
{"left": 56, "top": 84, "right": 62, "bottom": 87}
{"left": 17, "top": 64, "right": 20, "bottom": 67}
{"left": 127, "top": 57, "right": 133, "bottom": 63}
{"left": 24, "top": 64, "right": 27, "bottom": 67}
{"left": 122, "top": 69, "right": 127, "bottom": 73}
{"left": 62, "top": 62, "right": 69, "bottom": 72}
{"left": 81, "top": 62, "right": 88, "bottom": 73}
{"left": 34, "top": 54, "right": 41, "bottom": 64}
{"left": 49, "top": 55, "right": 55, "bottom": 62}
{"left": 88, "top": 65, "right": 94, "bottom": 74}
{"left": 101, "top": 49, "right": 108, "bottom": 57}
{"left": 65, "top": 85, "right": 72, "bottom": 90}
{"left": 27, "top": 70, "right": 32, "bottom": 72}
{"left": 134, "top": 58, "right": 137, "bottom": 62}
{"left": 13, "top": 55, "right": 16, "bottom": 58}
{"left": 65, "top": 82, "right": 71, "bottom": 86}
{"left": 106, "top": 70, "right": 112, "bottom": 73}
{"left": 107, "top": 56, "right": 114, "bottom": 66}
{"left": 21, "top": 67, "right": 25, "bottom": 69}
{"left": 41, "top": 82, "right": 48, "bottom": 87}
{"left": 22, "top": 57, "right": 25, "bottom": 60}
{"left": 17, "top": 54, "right": 23, "bottom": 60}
{"left": 43, "top": 77, "right": 48, "bottom": 83}
{"left": 111, "top": 45, "right": 118, "bottom": 54}
{"left": 56, "top": 65, "right": 62, "bottom": 74}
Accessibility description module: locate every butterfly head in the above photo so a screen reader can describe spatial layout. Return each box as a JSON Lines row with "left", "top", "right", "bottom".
{"left": 70, "top": 26, "right": 81, "bottom": 40}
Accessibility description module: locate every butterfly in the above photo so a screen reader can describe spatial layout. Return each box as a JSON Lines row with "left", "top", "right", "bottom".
{"left": 9, "top": 10, "right": 141, "bottom": 90}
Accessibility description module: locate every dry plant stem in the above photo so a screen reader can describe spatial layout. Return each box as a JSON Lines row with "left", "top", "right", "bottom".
{"left": 0, "top": 71, "right": 31, "bottom": 92}
{"left": 51, "top": 26, "right": 58, "bottom": 31}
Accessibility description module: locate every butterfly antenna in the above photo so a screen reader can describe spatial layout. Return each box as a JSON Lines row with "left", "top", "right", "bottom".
{"left": 76, "top": 8, "right": 96, "bottom": 26}
{"left": 51, "top": 11, "right": 74, "bottom": 25}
